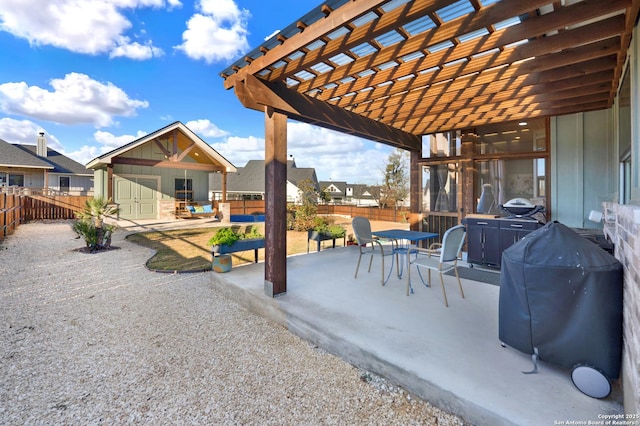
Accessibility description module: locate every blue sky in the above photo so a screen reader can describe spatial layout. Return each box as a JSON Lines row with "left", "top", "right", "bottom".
{"left": 0, "top": 0, "right": 394, "bottom": 184}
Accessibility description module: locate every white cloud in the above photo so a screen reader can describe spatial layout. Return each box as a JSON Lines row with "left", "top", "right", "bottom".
{"left": 94, "top": 129, "right": 147, "bottom": 149}
{"left": 0, "top": 73, "right": 148, "bottom": 127}
{"left": 65, "top": 129, "right": 148, "bottom": 165}
{"left": 0, "top": 117, "right": 63, "bottom": 151}
{"left": 287, "top": 123, "right": 390, "bottom": 184}
{"left": 0, "top": 0, "right": 173, "bottom": 59}
{"left": 175, "top": 0, "right": 250, "bottom": 63}
{"left": 209, "top": 135, "right": 265, "bottom": 167}
{"left": 186, "top": 119, "right": 230, "bottom": 138}
{"left": 109, "top": 39, "right": 164, "bottom": 60}
{"left": 209, "top": 122, "right": 391, "bottom": 184}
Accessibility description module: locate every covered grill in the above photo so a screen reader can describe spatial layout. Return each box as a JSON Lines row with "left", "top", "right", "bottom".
{"left": 499, "top": 221, "right": 623, "bottom": 398}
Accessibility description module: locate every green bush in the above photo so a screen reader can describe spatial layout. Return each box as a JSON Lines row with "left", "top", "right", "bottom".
{"left": 208, "top": 227, "right": 240, "bottom": 246}
{"left": 208, "top": 225, "right": 264, "bottom": 246}
{"left": 72, "top": 196, "right": 119, "bottom": 251}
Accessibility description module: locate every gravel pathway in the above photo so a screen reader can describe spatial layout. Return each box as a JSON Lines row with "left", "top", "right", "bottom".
{"left": 0, "top": 221, "right": 463, "bottom": 425}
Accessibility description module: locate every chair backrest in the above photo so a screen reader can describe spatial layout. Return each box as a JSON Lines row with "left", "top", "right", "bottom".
{"left": 351, "top": 216, "right": 373, "bottom": 245}
{"left": 440, "top": 225, "right": 466, "bottom": 262}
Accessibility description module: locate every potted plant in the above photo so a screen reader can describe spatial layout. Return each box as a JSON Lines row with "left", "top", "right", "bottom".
{"left": 209, "top": 226, "right": 265, "bottom": 271}
{"left": 346, "top": 233, "right": 358, "bottom": 246}
{"left": 307, "top": 217, "right": 346, "bottom": 252}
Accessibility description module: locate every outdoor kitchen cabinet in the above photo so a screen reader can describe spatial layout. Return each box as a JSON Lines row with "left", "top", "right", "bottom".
{"left": 465, "top": 217, "right": 542, "bottom": 269}
{"left": 499, "top": 220, "right": 540, "bottom": 255}
{"left": 466, "top": 218, "right": 501, "bottom": 268}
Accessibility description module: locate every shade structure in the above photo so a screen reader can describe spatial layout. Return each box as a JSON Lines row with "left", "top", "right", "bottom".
{"left": 499, "top": 221, "right": 623, "bottom": 380}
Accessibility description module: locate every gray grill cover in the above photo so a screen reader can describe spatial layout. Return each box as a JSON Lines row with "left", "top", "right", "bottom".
{"left": 499, "top": 221, "right": 623, "bottom": 379}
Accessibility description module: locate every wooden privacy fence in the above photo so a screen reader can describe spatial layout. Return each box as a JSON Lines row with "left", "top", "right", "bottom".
{"left": 0, "top": 193, "right": 20, "bottom": 238}
{"left": 0, "top": 193, "right": 91, "bottom": 239}
{"left": 21, "top": 195, "right": 91, "bottom": 221}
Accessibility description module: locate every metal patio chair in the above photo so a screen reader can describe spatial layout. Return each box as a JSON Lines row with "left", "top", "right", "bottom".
{"left": 352, "top": 216, "right": 397, "bottom": 285}
{"left": 406, "top": 225, "right": 467, "bottom": 306}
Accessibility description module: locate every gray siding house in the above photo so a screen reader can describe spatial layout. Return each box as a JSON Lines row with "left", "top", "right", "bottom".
{"left": 0, "top": 133, "right": 93, "bottom": 195}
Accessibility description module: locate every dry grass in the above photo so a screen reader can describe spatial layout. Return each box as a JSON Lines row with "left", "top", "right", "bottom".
{"left": 126, "top": 217, "right": 360, "bottom": 272}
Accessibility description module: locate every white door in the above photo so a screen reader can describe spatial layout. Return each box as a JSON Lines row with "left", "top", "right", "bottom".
{"left": 114, "top": 176, "right": 158, "bottom": 219}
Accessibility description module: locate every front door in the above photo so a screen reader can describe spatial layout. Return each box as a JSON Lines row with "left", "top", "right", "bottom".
{"left": 114, "top": 176, "right": 158, "bottom": 220}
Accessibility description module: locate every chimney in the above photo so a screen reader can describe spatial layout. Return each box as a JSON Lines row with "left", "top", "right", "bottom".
{"left": 36, "top": 132, "right": 47, "bottom": 157}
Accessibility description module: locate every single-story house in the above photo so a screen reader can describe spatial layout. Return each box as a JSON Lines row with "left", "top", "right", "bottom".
{"left": 0, "top": 133, "right": 93, "bottom": 195}
{"left": 87, "top": 121, "right": 236, "bottom": 220}
{"left": 209, "top": 158, "right": 318, "bottom": 204}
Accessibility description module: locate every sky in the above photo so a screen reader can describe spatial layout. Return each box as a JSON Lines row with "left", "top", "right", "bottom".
{"left": 0, "top": 0, "right": 396, "bottom": 185}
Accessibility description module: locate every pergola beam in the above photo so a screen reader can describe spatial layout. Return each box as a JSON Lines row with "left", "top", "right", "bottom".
{"left": 237, "top": 74, "right": 421, "bottom": 151}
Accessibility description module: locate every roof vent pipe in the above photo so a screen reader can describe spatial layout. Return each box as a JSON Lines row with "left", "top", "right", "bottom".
{"left": 36, "top": 132, "right": 47, "bottom": 157}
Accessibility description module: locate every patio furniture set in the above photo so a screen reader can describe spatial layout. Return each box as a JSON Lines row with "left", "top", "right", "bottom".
{"left": 351, "top": 216, "right": 466, "bottom": 307}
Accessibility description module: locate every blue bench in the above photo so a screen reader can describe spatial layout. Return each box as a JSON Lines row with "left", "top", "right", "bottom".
{"left": 185, "top": 205, "right": 217, "bottom": 218}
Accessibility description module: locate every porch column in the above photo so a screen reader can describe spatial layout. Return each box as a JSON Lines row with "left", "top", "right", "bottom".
{"left": 221, "top": 171, "right": 227, "bottom": 203}
{"left": 107, "top": 165, "right": 113, "bottom": 200}
{"left": 264, "top": 107, "right": 287, "bottom": 297}
{"left": 410, "top": 150, "right": 420, "bottom": 232}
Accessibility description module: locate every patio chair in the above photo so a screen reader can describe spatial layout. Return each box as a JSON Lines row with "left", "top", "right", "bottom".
{"left": 406, "top": 225, "right": 466, "bottom": 306}
{"left": 352, "top": 216, "right": 397, "bottom": 286}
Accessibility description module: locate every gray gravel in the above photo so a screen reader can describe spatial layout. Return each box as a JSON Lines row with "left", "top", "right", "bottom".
{"left": 0, "top": 221, "right": 463, "bottom": 425}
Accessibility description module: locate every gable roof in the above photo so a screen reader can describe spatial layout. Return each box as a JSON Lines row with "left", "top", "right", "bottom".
{"left": 0, "top": 138, "right": 53, "bottom": 170}
{"left": 319, "top": 181, "right": 347, "bottom": 194}
{"left": 12, "top": 144, "right": 92, "bottom": 176}
{"left": 86, "top": 121, "right": 237, "bottom": 173}
{"left": 221, "top": 0, "right": 640, "bottom": 149}
{"left": 211, "top": 159, "right": 317, "bottom": 193}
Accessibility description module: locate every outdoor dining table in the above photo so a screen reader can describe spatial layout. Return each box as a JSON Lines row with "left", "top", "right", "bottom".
{"left": 371, "top": 229, "right": 439, "bottom": 283}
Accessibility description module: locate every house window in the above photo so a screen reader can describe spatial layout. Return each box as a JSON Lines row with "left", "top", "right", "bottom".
{"left": 421, "top": 130, "right": 461, "bottom": 158}
{"left": 421, "top": 163, "right": 458, "bottom": 213}
{"left": 175, "top": 178, "right": 193, "bottom": 200}
{"left": 419, "top": 117, "right": 550, "bottom": 217}
{"left": 8, "top": 174, "right": 24, "bottom": 186}
{"left": 60, "top": 176, "right": 70, "bottom": 193}
{"left": 473, "top": 158, "right": 546, "bottom": 214}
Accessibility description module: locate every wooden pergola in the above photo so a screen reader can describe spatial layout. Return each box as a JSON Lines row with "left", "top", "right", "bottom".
{"left": 220, "top": 0, "right": 640, "bottom": 296}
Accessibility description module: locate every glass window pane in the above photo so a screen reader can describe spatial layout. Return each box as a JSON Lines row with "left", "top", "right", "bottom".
{"left": 422, "top": 163, "right": 458, "bottom": 212}
{"left": 8, "top": 174, "right": 24, "bottom": 186}
{"left": 474, "top": 118, "right": 546, "bottom": 154}
{"left": 474, "top": 158, "right": 546, "bottom": 215}
{"left": 421, "top": 131, "right": 461, "bottom": 158}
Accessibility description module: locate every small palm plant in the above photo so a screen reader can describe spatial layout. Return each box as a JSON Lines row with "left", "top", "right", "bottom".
{"left": 73, "top": 197, "right": 119, "bottom": 252}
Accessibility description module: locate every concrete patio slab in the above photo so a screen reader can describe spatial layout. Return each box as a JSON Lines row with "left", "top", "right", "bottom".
{"left": 210, "top": 246, "right": 623, "bottom": 426}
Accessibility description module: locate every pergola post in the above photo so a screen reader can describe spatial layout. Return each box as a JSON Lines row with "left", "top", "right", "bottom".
{"left": 264, "top": 107, "right": 287, "bottom": 297}
{"left": 409, "top": 150, "right": 421, "bottom": 232}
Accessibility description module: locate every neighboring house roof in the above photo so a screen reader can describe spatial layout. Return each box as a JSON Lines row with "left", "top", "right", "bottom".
{"left": 211, "top": 159, "right": 317, "bottom": 193}
{"left": 319, "top": 181, "right": 347, "bottom": 195}
{"left": 350, "top": 183, "right": 376, "bottom": 200}
{"left": 12, "top": 144, "right": 92, "bottom": 176}
{"left": 0, "top": 138, "right": 53, "bottom": 170}
{"left": 86, "top": 121, "right": 236, "bottom": 173}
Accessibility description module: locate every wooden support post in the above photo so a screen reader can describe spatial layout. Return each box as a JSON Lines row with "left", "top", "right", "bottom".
{"left": 222, "top": 171, "right": 228, "bottom": 203}
{"left": 410, "top": 150, "right": 420, "bottom": 232}
{"left": 107, "top": 165, "right": 113, "bottom": 200}
{"left": 264, "top": 107, "right": 287, "bottom": 297}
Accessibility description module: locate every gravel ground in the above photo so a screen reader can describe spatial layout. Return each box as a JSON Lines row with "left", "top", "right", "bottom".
{"left": 0, "top": 221, "right": 464, "bottom": 425}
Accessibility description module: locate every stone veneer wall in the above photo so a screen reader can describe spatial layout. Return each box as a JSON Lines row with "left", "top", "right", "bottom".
{"left": 603, "top": 202, "right": 640, "bottom": 414}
